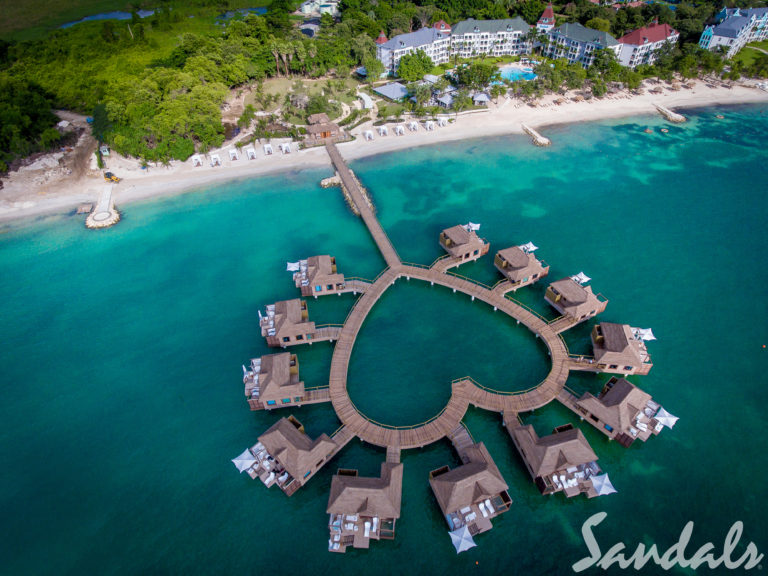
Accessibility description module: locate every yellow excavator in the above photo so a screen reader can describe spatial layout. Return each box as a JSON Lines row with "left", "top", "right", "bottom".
{"left": 103, "top": 172, "right": 121, "bottom": 183}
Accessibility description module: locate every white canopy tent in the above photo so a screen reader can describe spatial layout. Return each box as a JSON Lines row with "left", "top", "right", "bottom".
{"left": 232, "top": 448, "right": 257, "bottom": 473}
{"left": 377, "top": 126, "right": 388, "bottom": 136}
{"left": 655, "top": 407, "right": 679, "bottom": 429}
{"left": 591, "top": 474, "right": 617, "bottom": 496}
{"left": 633, "top": 327, "right": 657, "bottom": 341}
{"left": 425, "top": 120, "right": 435, "bottom": 131}
{"left": 286, "top": 261, "right": 301, "bottom": 272}
{"left": 263, "top": 143, "right": 274, "bottom": 155}
{"left": 394, "top": 125, "right": 405, "bottom": 135}
{"left": 279, "top": 143, "right": 291, "bottom": 154}
{"left": 463, "top": 222, "right": 481, "bottom": 232}
{"left": 191, "top": 154, "right": 203, "bottom": 167}
{"left": 437, "top": 117, "right": 448, "bottom": 127}
{"left": 448, "top": 525, "right": 477, "bottom": 554}
{"left": 245, "top": 147, "right": 257, "bottom": 160}
{"left": 210, "top": 154, "right": 221, "bottom": 167}
{"left": 408, "top": 121, "right": 419, "bottom": 131}
{"left": 519, "top": 242, "right": 539, "bottom": 253}
{"left": 571, "top": 271, "right": 591, "bottom": 285}
{"left": 364, "top": 130, "right": 374, "bottom": 141}
{"left": 229, "top": 148, "right": 239, "bottom": 161}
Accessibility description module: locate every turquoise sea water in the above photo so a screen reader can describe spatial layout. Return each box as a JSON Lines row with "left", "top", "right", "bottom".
{"left": 1, "top": 105, "right": 767, "bottom": 575}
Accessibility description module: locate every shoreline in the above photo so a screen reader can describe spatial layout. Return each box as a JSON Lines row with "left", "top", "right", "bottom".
{"left": 2, "top": 79, "right": 767, "bottom": 227}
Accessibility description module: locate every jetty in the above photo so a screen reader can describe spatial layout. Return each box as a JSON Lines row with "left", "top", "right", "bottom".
{"left": 235, "top": 140, "right": 672, "bottom": 545}
{"left": 85, "top": 184, "right": 120, "bottom": 229}
{"left": 521, "top": 124, "right": 551, "bottom": 147}
{"left": 654, "top": 104, "right": 686, "bottom": 123}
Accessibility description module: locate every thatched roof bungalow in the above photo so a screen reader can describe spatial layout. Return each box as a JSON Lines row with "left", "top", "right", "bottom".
{"left": 439, "top": 225, "right": 490, "bottom": 266}
{"left": 494, "top": 245, "right": 549, "bottom": 288}
{"left": 293, "top": 255, "right": 347, "bottom": 297}
{"left": 544, "top": 277, "right": 607, "bottom": 323}
{"left": 243, "top": 352, "right": 303, "bottom": 410}
{"left": 590, "top": 323, "right": 652, "bottom": 375}
{"left": 260, "top": 298, "right": 316, "bottom": 347}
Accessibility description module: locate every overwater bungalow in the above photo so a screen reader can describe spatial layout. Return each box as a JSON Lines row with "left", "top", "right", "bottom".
{"left": 566, "top": 377, "right": 668, "bottom": 447}
{"left": 589, "top": 323, "right": 652, "bottom": 375}
{"left": 544, "top": 277, "right": 608, "bottom": 324}
{"left": 429, "top": 443, "right": 512, "bottom": 537}
{"left": 438, "top": 224, "right": 489, "bottom": 266}
{"left": 493, "top": 244, "right": 549, "bottom": 289}
{"left": 326, "top": 462, "right": 403, "bottom": 553}
{"left": 508, "top": 423, "right": 604, "bottom": 498}
{"left": 253, "top": 416, "right": 339, "bottom": 496}
{"left": 290, "top": 255, "right": 347, "bottom": 297}
{"left": 243, "top": 352, "right": 303, "bottom": 410}
{"left": 259, "top": 299, "right": 316, "bottom": 347}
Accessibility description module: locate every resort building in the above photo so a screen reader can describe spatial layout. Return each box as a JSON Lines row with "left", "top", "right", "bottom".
{"left": 255, "top": 416, "right": 340, "bottom": 496}
{"left": 589, "top": 322, "right": 653, "bottom": 375}
{"left": 564, "top": 377, "right": 669, "bottom": 447}
{"left": 450, "top": 18, "right": 531, "bottom": 59}
{"left": 439, "top": 224, "right": 490, "bottom": 266}
{"left": 544, "top": 276, "right": 608, "bottom": 324}
{"left": 305, "top": 113, "right": 341, "bottom": 143}
{"left": 326, "top": 462, "right": 403, "bottom": 553}
{"left": 259, "top": 298, "right": 315, "bottom": 347}
{"left": 429, "top": 442, "right": 512, "bottom": 537}
{"left": 507, "top": 422, "right": 605, "bottom": 498}
{"left": 537, "top": 4, "right": 556, "bottom": 33}
{"left": 543, "top": 23, "right": 621, "bottom": 67}
{"left": 618, "top": 21, "right": 679, "bottom": 68}
{"left": 242, "top": 352, "right": 303, "bottom": 410}
{"left": 376, "top": 26, "right": 451, "bottom": 76}
{"left": 291, "top": 255, "right": 346, "bottom": 297}
{"left": 299, "top": 0, "right": 339, "bottom": 16}
{"left": 699, "top": 8, "right": 768, "bottom": 58}
{"left": 493, "top": 243, "right": 549, "bottom": 290}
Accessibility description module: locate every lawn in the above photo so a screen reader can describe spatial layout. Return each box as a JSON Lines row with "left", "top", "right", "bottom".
{"left": 0, "top": 0, "right": 271, "bottom": 41}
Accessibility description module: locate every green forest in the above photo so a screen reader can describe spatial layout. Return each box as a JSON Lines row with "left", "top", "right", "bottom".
{"left": 0, "top": 0, "right": 766, "bottom": 170}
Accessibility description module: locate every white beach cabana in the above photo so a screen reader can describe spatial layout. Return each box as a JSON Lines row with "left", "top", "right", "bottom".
{"left": 408, "top": 121, "right": 419, "bottom": 131}
{"left": 425, "top": 120, "right": 435, "bottom": 131}
{"left": 264, "top": 143, "right": 274, "bottom": 155}
{"left": 655, "top": 407, "right": 679, "bottom": 429}
{"left": 229, "top": 148, "right": 239, "bottom": 161}
{"left": 437, "top": 117, "right": 448, "bottom": 127}
{"left": 449, "top": 525, "right": 477, "bottom": 554}
{"left": 571, "top": 271, "right": 591, "bottom": 285}
{"left": 245, "top": 147, "right": 257, "bottom": 160}
{"left": 364, "top": 130, "right": 374, "bottom": 141}
{"left": 192, "top": 154, "right": 203, "bottom": 167}
{"left": 210, "top": 154, "right": 221, "bottom": 167}
{"left": 591, "top": 474, "right": 617, "bottom": 496}
{"left": 377, "top": 126, "right": 388, "bottom": 136}
{"left": 519, "top": 242, "right": 539, "bottom": 253}
{"left": 232, "top": 448, "right": 257, "bottom": 473}
{"left": 395, "top": 125, "right": 405, "bottom": 136}
{"left": 279, "top": 143, "right": 291, "bottom": 154}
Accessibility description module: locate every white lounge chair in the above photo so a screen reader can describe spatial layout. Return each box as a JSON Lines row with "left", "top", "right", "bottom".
{"left": 484, "top": 499, "right": 494, "bottom": 512}
{"left": 479, "top": 503, "right": 489, "bottom": 518}
{"left": 364, "top": 521, "right": 371, "bottom": 537}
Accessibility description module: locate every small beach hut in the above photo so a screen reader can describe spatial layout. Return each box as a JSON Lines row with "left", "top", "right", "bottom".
{"left": 377, "top": 126, "right": 388, "bottom": 136}
{"left": 192, "top": 154, "right": 203, "bottom": 167}
{"left": 245, "top": 147, "right": 257, "bottom": 160}
{"left": 408, "top": 121, "right": 419, "bottom": 131}
{"left": 210, "top": 154, "right": 221, "bottom": 167}
{"left": 264, "top": 143, "right": 274, "bottom": 155}
{"left": 394, "top": 125, "right": 405, "bottom": 136}
{"left": 425, "top": 120, "right": 435, "bottom": 131}
{"left": 437, "top": 117, "right": 448, "bottom": 127}
{"left": 229, "top": 148, "right": 239, "bottom": 161}
{"left": 279, "top": 143, "right": 291, "bottom": 154}
{"left": 364, "top": 130, "right": 374, "bottom": 141}
{"left": 99, "top": 145, "right": 110, "bottom": 156}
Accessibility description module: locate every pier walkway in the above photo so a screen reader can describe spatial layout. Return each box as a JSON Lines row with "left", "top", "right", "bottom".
{"left": 326, "top": 142, "right": 401, "bottom": 268}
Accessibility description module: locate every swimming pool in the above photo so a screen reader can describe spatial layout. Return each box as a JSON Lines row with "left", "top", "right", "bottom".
{"left": 499, "top": 65, "right": 537, "bottom": 82}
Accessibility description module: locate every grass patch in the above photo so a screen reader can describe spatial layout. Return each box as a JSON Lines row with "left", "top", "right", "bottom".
{"left": 734, "top": 47, "right": 759, "bottom": 68}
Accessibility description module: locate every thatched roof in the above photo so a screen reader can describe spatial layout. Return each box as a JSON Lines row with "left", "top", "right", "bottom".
{"left": 327, "top": 463, "right": 403, "bottom": 518}
{"left": 274, "top": 299, "right": 309, "bottom": 332}
{"left": 307, "top": 113, "right": 330, "bottom": 125}
{"left": 497, "top": 246, "right": 530, "bottom": 268}
{"left": 259, "top": 353, "right": 302, "bottom": 401}
{"left": 576, "top": 378, "right": 652, "bottom": 434}
{"left": 511, "top": 425, "right": 597, "bottom": 479}
{"left": 549, "top": 278, "right": 588, "bottom": 304}
{"left": 306, "top": 255, "right": 341, "bottom": 283}
{"left": 259, "top": 417, "right": 337, "bottom": 479}
{"left": 442, "top": 225, "right": 471, "bottom": 246}
{"left": 593, "top": 323, "right": 643, "bottom": 364}
{"left": 306, "top": 122, "right": 339, "bottom": 135}
{"left": 429, "top": 443, "right": 508, "bottom": 515}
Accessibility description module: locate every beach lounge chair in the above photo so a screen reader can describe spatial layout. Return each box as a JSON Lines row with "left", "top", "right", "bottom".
{"left": 408, "top": 121, "right": 418, "bottom": 131}
{"left": 425, "top": 121, "right": 435, "bottom": 131}
{"left": 395, "top": 125, "right": 405, "bottom": 136}
{"left": 372, "top": 517, "right": 379, "bottom": 533}
{"left": 484, "top": 499, "right": 494, "bottom": 513}
{"left": 459, "top": 506, "right": 472, "bottom": 515}
{"left": 479, "top": 503, "right": 489, "bottom": 518}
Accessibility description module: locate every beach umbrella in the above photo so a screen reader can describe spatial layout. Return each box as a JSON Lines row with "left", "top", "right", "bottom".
{"left": 655, "top": 407, "right": 679, "bottom": 429}
{"left": 464, "top": 222, "right": 481, "bottom": 232}
{"left": 634, "top": 328, "right": 656, "bottom": 341}
{"left": 286, "top": 261, "right": 301, "bottom": 272}
{"left": 591, "top": 474, "right": 617, "bottom": 496}
{"left": 232, "top": 448, "right": 257, "bottom": 473}
{"left": 519, "top": 242, "right": 538, "bottom": 253}
{"left": 448, "top": 525, "right": 477, "bottom": 554}
{"left": 571, "top": 271, "right": 591, "bottom": 285}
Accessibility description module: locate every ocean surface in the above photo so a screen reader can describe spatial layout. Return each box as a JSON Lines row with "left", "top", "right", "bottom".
{"left": 1, "top": 105, "right": 767, "bottom": 575}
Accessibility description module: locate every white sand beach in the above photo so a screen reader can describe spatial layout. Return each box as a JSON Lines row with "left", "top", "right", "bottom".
{"left": 2, "top": 78, "right": 767, "bottom": 224}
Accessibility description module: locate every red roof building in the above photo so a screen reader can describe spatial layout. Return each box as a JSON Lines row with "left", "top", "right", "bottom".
{"left": 375, "top": 31, "right": 388, "bottom": 45}
{"left": 617, "top": 21, "right": 679, "bottom": 68}
{"left": 432, "top": 19, "right": 451, "bottom": 33}
{"left": 537, "top": 4, "right": 556, "bottom": 32}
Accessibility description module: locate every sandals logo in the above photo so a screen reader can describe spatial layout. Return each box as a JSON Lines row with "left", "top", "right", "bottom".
{"left": 573, "top": 512, "right": 763, "bottom": 572}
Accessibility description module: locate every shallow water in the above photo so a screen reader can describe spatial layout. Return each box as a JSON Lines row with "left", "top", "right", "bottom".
{"left": 1, "top": 104, "right": 767, "bottom": 575}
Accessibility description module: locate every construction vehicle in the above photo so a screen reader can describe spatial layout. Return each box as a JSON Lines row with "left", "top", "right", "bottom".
{"left": 103, "top": 172, "right": 121, "bottom": 183}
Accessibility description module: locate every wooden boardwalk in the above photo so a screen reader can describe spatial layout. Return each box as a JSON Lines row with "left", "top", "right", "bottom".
{"left": 321, "top": 144, "right": 575, "bottom": 451}
{"left": 326, "top": 142, "right": 401, "bottom": 268}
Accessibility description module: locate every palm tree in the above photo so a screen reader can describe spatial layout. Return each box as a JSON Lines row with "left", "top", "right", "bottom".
{"left": 269, "top": 37, "right": 281, "bottom": 77}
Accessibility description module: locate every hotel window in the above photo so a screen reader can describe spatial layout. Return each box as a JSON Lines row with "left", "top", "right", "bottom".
{"left": 315, "top": 285, "right": 322, "bottom": 292}
{"left": 624, "top": 366, "right": 633, "bottom": 371}
{"left": 267, "top": 400, "right": 277, "bottom": 406}
{"left": 282, "top": 398, "right": 291, "bottom": 404}
{"left": 296, "top": 335, "right": 303, "bottom": 340}
{"left": 294, "top": 396, "right": 302, "bottom": 402}
{"left": 303, "top": 470, "right": 311, "bottom": 478}
{"left": 327, "top": 284, "right": 334, "bottom": 290}
{"left": 282, "top": 336, "right": 290, "bottom": 343}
